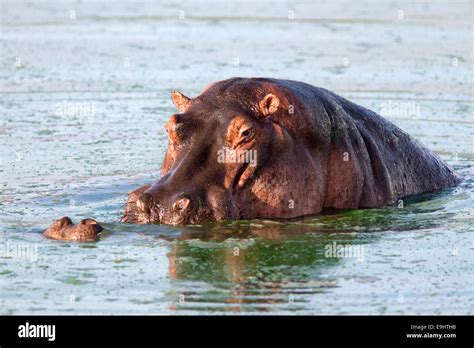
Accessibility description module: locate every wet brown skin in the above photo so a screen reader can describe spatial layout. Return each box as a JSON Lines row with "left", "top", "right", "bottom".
{"left": 44, "top": 217, "right": 103, "bottom": 241}
{"left": 121, "top": 77, "right": 460, "bottom": 226}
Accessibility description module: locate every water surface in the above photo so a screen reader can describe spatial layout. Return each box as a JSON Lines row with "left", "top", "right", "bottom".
{"left": 0, "top": 0, "right": 473, "bottom": 314}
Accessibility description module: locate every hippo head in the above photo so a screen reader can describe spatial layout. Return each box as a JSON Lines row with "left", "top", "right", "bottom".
{"left": 121, "top": 78, "right": 331, "bottom": 225}
{"left": 44, "top": 216, "right": 103, "bottom": 241}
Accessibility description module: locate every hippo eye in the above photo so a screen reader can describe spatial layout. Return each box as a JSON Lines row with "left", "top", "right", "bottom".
{"left": 240, "top": 127, "right": 253, "bottom": 138}
{"left": 165, "top": 124, "right": 184, "bottom": 145}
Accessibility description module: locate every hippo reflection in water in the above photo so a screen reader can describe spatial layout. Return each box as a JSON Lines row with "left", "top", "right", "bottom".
{"left": 45, "top": 78, "right": 460, "bottom": 240}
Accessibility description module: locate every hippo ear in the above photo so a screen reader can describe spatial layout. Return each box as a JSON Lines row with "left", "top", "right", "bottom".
{"left": 259, "top": 94, "right": 280, "bottom": 116}
{"left": 55, "top": 216, "right": 73, "bottom": 228}
{"left": 171, "top": 91, "right": 191, "bottom": 112}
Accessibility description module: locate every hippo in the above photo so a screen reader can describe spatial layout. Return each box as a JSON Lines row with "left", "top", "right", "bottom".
{"left": 44, "top": 217, "right": 103, "bottom": 241}
{"left": 46, "top": 77, "right": 460, "bottom": 240}
{"left": 120, "top": 77, "right": 460, "bottom": 225}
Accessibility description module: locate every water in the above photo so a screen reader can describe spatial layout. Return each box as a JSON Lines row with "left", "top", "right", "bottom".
{"left": 0, "top": 0, "right": 473, "bottom": 314}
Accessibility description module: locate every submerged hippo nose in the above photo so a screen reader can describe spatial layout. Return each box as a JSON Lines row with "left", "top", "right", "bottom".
{"left": 173, "top": 197, "right": 190, "bottom": 212}
{"left": 137, "top": 193, "right": 154, "bottom": 213}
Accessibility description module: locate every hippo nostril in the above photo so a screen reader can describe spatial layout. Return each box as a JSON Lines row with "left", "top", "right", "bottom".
{"left": 173, "top": 197, "right": 190, "bottom": 212}
{"left": 137, "top": 193, "right": 154, "bottom": 213}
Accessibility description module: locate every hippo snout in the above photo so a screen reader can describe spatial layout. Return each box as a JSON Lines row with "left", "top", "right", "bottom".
{"left": 165, "top": 195, "right": 202, "bottom": 225}
{"left": 121, "top": 180, "right": 239, "bottom": 225}
{"left": 136, "top": 191, "right": 200, "bottom": 225}
{"left": 173, "top": 197, "right": 191, "bottom": 212}
{"left": 136, "top": 192, "right": 154, "bottom": 214}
